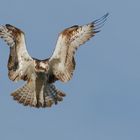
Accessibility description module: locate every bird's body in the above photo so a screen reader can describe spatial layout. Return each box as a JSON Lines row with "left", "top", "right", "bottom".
{"left": 0, "top": 13, "right": 108, "bottom": 108}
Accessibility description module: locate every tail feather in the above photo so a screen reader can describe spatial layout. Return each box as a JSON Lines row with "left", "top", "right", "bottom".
{"left": 43, "top": 84, "right": 66, "bottom": 107}
{"left": 11, "top": 82, "right": 66, "bottom": 108}
{"left": 11, "top": 83, "right": 37, "bottom": 107}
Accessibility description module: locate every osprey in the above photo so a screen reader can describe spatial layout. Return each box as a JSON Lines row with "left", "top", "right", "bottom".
{"left": 0, "top": 13, "right": 108, "bottom": 108}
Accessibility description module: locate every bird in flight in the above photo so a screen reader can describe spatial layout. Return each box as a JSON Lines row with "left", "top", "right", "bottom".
{"left": 0, "top": 13, "right": 108, "bottom": 108}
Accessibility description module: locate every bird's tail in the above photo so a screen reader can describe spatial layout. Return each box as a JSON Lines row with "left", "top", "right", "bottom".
{"left": 11, "top": 81, "right": 37, "bottom": 107}
{"left": 42, "top": 84, "right": 66, "bottom": 107}
{"left": 11, "top": 82, "right": 66, "bottom": 108}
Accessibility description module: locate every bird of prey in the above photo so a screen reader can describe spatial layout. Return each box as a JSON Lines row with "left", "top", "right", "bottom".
{"left": 0, "top": 13, "right": 108, "bottom": 108}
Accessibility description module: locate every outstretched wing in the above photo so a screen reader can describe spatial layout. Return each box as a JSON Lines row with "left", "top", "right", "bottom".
{"left": 49, "top": 13, "right": 109, "bottom": 82}
{"left": 0, "top": 24, "right": 33, "bottom": 81}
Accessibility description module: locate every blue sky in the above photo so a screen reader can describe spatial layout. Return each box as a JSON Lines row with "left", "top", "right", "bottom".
{"left": 0, "top": 0, "right": 140, "bottom": 140}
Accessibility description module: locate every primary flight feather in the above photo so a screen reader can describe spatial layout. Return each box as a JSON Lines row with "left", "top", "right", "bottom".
{"left": 0, "top": 13, "right": 108, "bottom": 108}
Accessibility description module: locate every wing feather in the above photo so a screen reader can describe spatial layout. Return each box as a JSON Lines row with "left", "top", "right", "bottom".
{"left": 49, "top": 13, "right": 109, "bottom": 82}
{"left": 0, "top": 24, "right": 33, "bottom": 81}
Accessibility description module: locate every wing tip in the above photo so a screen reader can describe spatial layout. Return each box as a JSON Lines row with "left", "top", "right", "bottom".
{"left": 93, "top": 13, "right": 109, "bottom": 23}
{"left": 92, "top": 12, "right": 109, "bottom": 33}
{"left": 5, "top": 24, "right": 24, "bottom": 34}
{"left": 5, "top": 24, "right": 13, "bottom": 27}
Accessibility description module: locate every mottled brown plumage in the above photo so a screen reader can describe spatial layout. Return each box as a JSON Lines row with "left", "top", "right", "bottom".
{"left": 0, "top": 13, "right": 108, "bottom": 108}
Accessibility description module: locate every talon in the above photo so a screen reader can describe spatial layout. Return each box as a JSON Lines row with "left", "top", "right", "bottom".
{"left": 57, "top": 92, "right": 66, "bottom": 97}
{"left": 45, "top": 99, "right": 54, "bottom": 107}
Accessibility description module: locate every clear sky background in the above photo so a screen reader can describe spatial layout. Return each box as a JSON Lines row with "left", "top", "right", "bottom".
{"left": 0, "top": 0, "right": 140, "bottom": 140}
